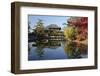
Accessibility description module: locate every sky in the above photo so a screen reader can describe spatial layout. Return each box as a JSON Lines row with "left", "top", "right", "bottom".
{"left": 28, "top": 15, "right": 70, "bottom": 30}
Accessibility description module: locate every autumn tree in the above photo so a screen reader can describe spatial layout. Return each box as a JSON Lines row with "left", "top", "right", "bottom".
{"left": 67, "top": 17, "right": 88, "bottom": 41}
{"left": 64, "top": 26, "right": 77, "bottom": 41}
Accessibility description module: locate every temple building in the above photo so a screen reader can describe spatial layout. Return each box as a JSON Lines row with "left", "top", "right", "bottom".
{"left": 45, "top": 24, "right": 64, "bottom": 40}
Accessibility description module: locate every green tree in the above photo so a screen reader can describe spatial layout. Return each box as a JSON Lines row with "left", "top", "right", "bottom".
{"left": 34, "top": 19, "right": 45, "bottom": 35}
{"left": 28, "top": 22, "right": 31, "bottom": 33}
{"left": 64, "top": 26, "right": 77, "bottom": 41}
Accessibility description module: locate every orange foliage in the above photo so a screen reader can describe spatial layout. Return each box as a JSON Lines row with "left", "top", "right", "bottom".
{"left": 67, "top": 17, "right": 88, "bottom": 41}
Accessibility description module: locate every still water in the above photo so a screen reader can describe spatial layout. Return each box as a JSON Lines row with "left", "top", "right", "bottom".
{"left": 28, "top": 40, "right": 88, "bottom": 61}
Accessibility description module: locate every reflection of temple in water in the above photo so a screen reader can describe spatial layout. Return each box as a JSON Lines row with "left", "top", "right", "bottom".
{"left": 32, "top": 40, "right": 61, "bottom": 49}
{"left": 28, "top": 40, "right": 88, "bottom": 60}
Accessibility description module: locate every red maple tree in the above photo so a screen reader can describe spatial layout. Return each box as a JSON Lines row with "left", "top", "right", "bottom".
{"left": 67, "top": 17, "right": 88, "bottom": 41}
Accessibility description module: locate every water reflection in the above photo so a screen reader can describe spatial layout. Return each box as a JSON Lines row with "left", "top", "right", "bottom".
{"left": 63, "top": 41, "right": 87, "bottom": 59}
{"left": 28, "top": 40, "right": 88, "bottom": 61}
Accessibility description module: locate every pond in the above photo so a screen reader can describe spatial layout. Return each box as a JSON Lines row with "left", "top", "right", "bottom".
{"left": 28, "top": 40, "right": 88, "bottom": 61}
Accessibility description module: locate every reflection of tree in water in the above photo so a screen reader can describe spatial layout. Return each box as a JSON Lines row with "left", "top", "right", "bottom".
{"left": 28, "top": 43, "right": 32, "bottom": 55}
{"left": 29, "top": 39, "right": 87, "bottom": 60}
{"left": 33, "top": 41, "right": 45, "bottom": 58}
{"left": 63, "top": 41, "right": 87, "bottom": 59}
{"left": 32, "top": 40, "right": 61, "bottom": 58}
{"left": 35, "top": 47, "right": 44, "bottom": 58}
